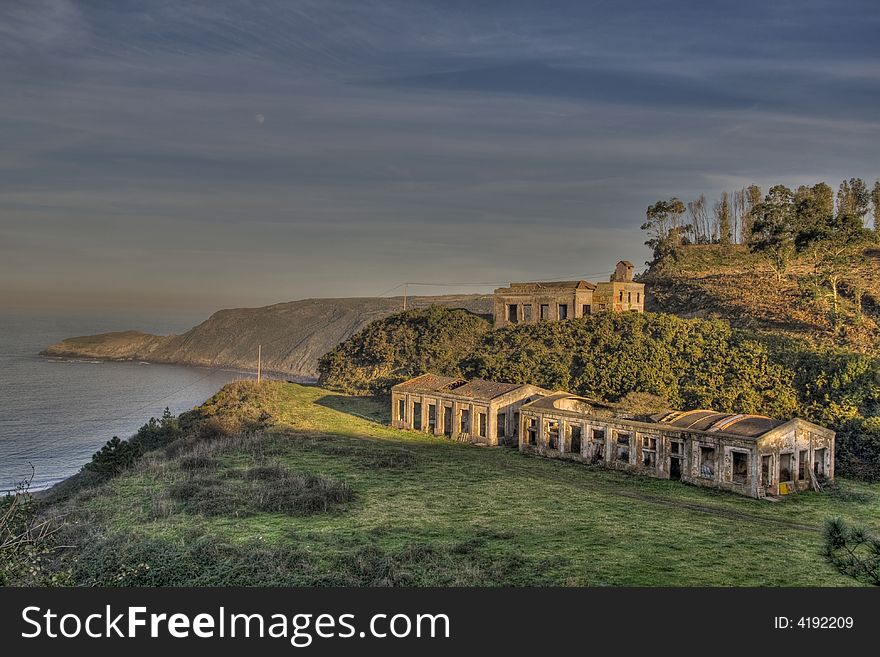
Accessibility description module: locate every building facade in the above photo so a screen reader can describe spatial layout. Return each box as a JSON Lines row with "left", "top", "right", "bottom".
{"left": 492, "top": 260, "right": 645, "bottom": 329}
{"left": 492, "top": 280, "right": 596, "bottom": 329}
{"left": 593, "top": 261, "right": 645, "bottom": 313}
{"left": 391, "top": 373, "right": 547, "bottom": 446}
{"left": 518, "top": 392, "right": 834, "bottom": 498}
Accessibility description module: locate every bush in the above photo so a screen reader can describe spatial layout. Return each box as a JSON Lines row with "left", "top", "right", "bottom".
{"left": 167, "top": 466, "right": 354, "bottom": 518}
{"left": 80, "top": 407, "right": 185, "bottom": 484}
{"left": 0, "top": 473, "right": 67, "bottom": 586}
{"left": 178, "top": 455, "right": 217, "bottom": 471}
{"left": 196, "top": 381, "right": 278, "bottom": 432}
{"left": 84, "top": 436, "right": 143, "bottom": 479}
{"left": 73, "top": 534, "right": 313, "bottom": 586}
{"left": 70, "top": 531, "right": 543, "bottom": 587}
{"left": 129, "top": 408, "right": 182, "bottom": 452}
{"left": 823, "top": 518, "right": 880, "bottom": 585}
{"left": 464, "top": 312, "right": 800, "bottom": 417}
{"left": 318, "top": 306, "right": 491, "bottom": 395}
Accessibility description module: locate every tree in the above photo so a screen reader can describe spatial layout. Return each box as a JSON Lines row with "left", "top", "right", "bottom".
{"left": 793, "top": 183, "right": 835, "bottom": 295}
{"left": 837, "top": 178, "right": 870, "bottom": 225}
{"left": 741, "top": 184, "right": 762, "bottom": 241}
{"left": 687, "top": 195, "right": 710, "bottom": 244}
{"left": 747, "top": 185, "right": 796, "bottom": 283}
{"left": 795, "top": 180, "right": 873, "bottom": 327}
{"left": 871, "top": 180, "right": 880, "bottom": 234}
{"left": 714, "top": 191, "right": 732, "bottom": 245}
{"left": 823, "top": 518, "right": 880, "bottom": 586}
{"left": 641, "top": 197, "right": 687, "bottom": 262}
{"left": 732, "top": 188, "right": 746, "bottom": 244}
{"left": 85, "top": 436, "right": 143, "bottom": 479}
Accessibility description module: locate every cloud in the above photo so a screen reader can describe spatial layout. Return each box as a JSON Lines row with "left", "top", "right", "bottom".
{"left": 0, "top": 1, "right": 878, "bottom": 309}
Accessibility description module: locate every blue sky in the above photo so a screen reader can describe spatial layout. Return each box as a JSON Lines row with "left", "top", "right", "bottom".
{"left": 1, "top": 0, "right": 878, "bottom": 313}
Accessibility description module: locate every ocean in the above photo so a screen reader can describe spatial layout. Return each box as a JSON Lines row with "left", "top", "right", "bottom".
{"left": 0, "top": 310, "right": 248, "bottom": 492}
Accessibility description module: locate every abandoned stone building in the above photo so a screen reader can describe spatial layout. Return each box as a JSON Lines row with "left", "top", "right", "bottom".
{"left": 492, "top": 260, "right": 645, "bottom": 329}
{"left": 518, "top": 392, "right": 835, "bottom": 498}
{"left": 390, "top": 373, "right": 547, "bottom": 446}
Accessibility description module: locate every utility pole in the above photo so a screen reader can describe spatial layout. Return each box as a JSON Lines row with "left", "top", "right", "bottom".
{"left": 257, "top": 344, "right": 262, "bottom": 384}
{"left": 403, "top": 283, "right": 408, "bottom": 311}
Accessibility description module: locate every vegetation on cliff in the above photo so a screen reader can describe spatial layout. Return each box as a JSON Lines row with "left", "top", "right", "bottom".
{"left": 318, "top": 306, "right": 491, "bottom": 395}
{"left": 465, "top": 312, "right": 798, "bottom": 417}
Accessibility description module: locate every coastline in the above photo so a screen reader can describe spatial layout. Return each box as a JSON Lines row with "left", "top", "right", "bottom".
{"left": 0, "top": 356, "right": 264, "bottom": 495}
{"left": 38, "top": 352, "right": 317, "bottom": 384}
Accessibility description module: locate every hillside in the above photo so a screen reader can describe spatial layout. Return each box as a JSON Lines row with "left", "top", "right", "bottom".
{"left": 642, "top": 245, "right": 880, "bottom": 352}
{"left": 319, "top": 306, "right": 492, "bottom": 395}
{"left": 41, "top": 295, "right": 492, "bottom": 378}
{"left": 320, "top": 307, "right": 880, "bottom": 479}
{"left": 27, "top": 381, "right": 880, "bottom": 586}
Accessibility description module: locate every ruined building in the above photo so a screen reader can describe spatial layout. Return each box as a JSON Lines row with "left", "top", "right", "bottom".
{"left": 493, "top": 260, "right": 645, "bottom": 329}
{"left": 390, "top": 373, "right": 547, "bottom": 446}
{"left": 518, "top": 392, "right": 834, "bottom": 498}
{"left": 391, "top": 374, "right": 835, "bottom": 499}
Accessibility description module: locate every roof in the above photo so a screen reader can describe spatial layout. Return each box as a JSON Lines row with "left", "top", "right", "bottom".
{"left": 618, "top": 260, "right": 634, "bottom": 267}
{"left": 652, "top": 410, "right": 784, "bottom": 438}
{"left": 392, "top": 373, "right": 536, "bottom": 400}
{"left": 449, "top": 379, "right": 528, "bottom": 399}
{"left": 521, "top": 393, "right": 793, "bottom": 440}
{"left": 392, "top": 373, "right": 463, "bottom": 393}
{"left": 498, "top": 280, "right": 597, "bottom": 292}
{"left": 519, "top": 391, "right": 614, "bottom": 414}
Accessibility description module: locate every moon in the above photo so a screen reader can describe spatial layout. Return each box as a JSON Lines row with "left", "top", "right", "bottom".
{"left": 254, "top": 113, "right": 265, "bottom": 124}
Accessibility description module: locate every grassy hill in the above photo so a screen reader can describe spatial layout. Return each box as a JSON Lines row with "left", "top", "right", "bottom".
{"left": 32, "top": 381, "right": 880, "bottom": 586}
{"left": 41, "top": 295, "right": 493, "bottom": 378}
{"left": 643, "top": 244, "right": 880, "bottom": 352}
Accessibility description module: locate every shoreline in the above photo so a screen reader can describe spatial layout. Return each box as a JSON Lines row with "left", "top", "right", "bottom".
{"left": 3, "top": 359, "right": 306, "bottom": 497}
{"left": 37, "top": 352, "right": 318, "bottom": 385}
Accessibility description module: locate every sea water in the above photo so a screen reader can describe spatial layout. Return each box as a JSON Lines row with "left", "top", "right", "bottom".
{"left": 0, "top": 310, "right": 246, "bottom": 492}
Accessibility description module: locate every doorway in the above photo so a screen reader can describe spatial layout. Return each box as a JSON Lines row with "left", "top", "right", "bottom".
{"left": 669, "top": 456, "right": 682, "bottom": 480}
{"left": 570, "top": 425, "right": 582, "bottom": 455}
{"left": 443, "top": 407, "right": 453, "bottom": 437}
{"left": 412, "top": 402, "right": 422, "bottom": 431}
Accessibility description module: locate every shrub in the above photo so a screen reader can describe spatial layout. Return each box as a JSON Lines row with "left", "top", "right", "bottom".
{"left": 178, "top": 455, "right": 217, "bottom": 471}
{"left": 464, "top": 312, "right": 800, "bottom": 418}
{"left": 129, "top": 408, "right": 182, "bottom": 452}
{"left": 84, "top": 436, "right": 143, "bottom": 479}
{"left": 73, "top": 534, "right": 313, "bottom": 586}
{"left": 254, "top": 473, "right": 353, "bottom": 515}
{"left": 196, "top": 381, "right": 279, "bottom": 432}
{"left": 318, "top": 306, "right": 491, "bottom": 395}
{"left": 167, "top": 467, "right": 354, "bottom": 518}
{"left": 823, "top": 518, "right": 880, "bottom": 585}
{"left": 0, "top": 473, "right": 66, "bottom": 586}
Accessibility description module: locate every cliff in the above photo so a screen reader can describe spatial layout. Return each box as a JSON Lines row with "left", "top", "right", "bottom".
{"left": 41, "top": 295, "right": 493, "bottom": 378}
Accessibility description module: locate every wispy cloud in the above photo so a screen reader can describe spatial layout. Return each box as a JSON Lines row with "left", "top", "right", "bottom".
{"left": 0, "top": 1, "right": 878, "bottom": 310}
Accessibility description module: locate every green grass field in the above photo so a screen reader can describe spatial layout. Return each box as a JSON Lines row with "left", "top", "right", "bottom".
{"left": 63, "top": 382, "right": 880, "bottom": 586}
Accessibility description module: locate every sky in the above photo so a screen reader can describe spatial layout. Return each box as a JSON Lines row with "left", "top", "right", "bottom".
{"left": 1, "top": 0, "right": 878, "bottom": 315}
